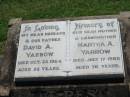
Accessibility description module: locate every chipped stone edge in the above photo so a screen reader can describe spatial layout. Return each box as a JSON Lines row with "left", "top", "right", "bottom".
{"left": 0, "top": 86, "right": 10, "bottom": 96}
{"left": 0, "top": 18, "right": 22, "bottom": 96}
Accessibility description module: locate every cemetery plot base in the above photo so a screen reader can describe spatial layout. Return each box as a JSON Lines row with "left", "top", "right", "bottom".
{"left": 10, "top": 84, "right": 130, "bottom": 97}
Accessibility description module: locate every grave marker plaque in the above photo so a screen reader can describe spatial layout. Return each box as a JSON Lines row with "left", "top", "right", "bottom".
{"left": 14, "top": 18, "right": 125, "bottom": 83}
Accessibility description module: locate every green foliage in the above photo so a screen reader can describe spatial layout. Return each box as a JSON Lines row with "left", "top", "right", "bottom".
{"left": 0, "top": 0, "right": 130, "bottom": 42}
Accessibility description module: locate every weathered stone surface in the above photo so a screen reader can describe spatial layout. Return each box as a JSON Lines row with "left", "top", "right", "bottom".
{"left": 8, "top": 18, "right": 22, "bottom": 27}
{"left": 0, "top": 86, "right": 10, "bottom": 96}
{"left": 0, "top": 18, "right": 22, "bottom": 96}
{"left": 10, "top": 84, "right": 129, "bottom": 97}
{"left": 120, "top": 11, "right": 130, "bottom": 18}
{"left": 0, "top": 55, "right": 4, "bottom": 65}
{"left": 1, "top": 12, "right": 130, "bottom": 97}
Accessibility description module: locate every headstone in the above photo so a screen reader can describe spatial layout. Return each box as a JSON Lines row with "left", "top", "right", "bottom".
{"left": 14, "top": 18, "right": 125, "bottom": 83}
{"left": 1, "top": 12, "right": 130, "bottom": 97}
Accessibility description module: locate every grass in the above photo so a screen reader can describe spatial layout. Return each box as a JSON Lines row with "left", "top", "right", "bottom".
{"left": 0, "top": 0, "right": 130, "bottom": 42}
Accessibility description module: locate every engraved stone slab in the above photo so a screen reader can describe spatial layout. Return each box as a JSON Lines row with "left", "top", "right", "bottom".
{"left": 10, "top": 85, "right": 130, "bottom": 97}
{"left": 14, "top": 19, "right": 125, "bottom": 83}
